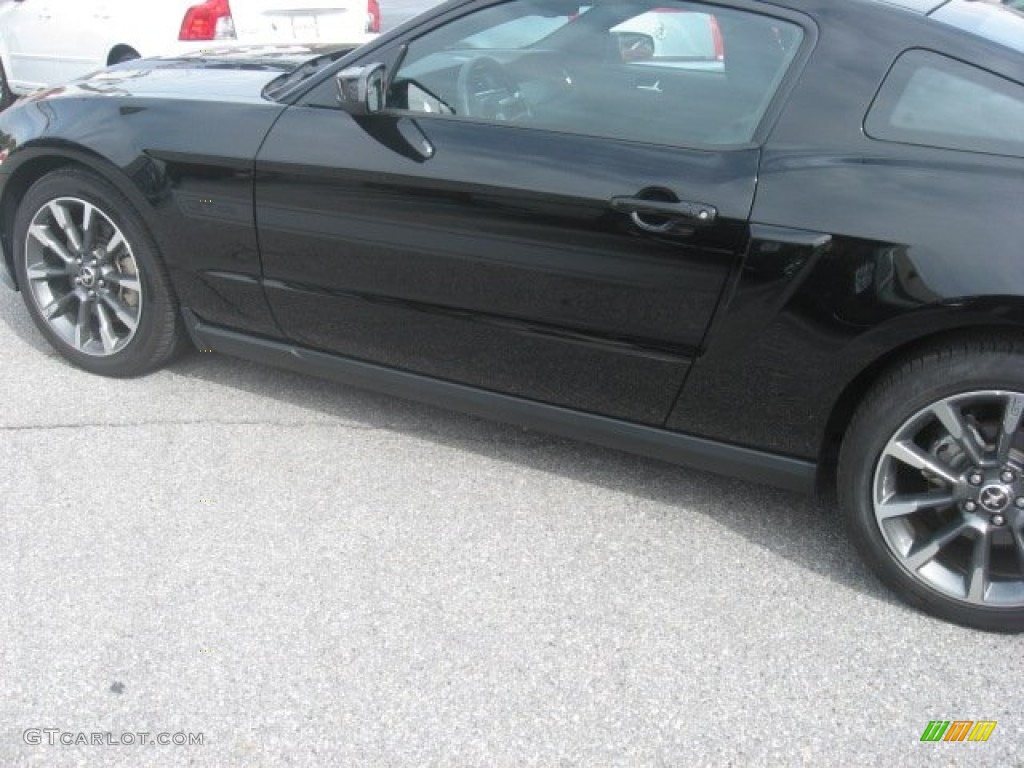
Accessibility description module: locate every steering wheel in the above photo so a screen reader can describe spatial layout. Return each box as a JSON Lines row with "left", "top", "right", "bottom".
{"left": 455, "top": 56, "right": 531, "bottom": 122}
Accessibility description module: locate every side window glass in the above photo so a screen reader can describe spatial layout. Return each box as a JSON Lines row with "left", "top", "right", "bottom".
{"left": 610, "top": 10, "right": 725, "bottom": 69}
{"left": 387, "top": 0, "right": 804, "bottom": 147}
{"left": 866, "top": 50, "right": 1024, "bottom": 157}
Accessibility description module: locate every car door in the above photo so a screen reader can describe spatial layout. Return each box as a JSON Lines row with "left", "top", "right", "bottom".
{"left": 2, "top": 0, "right": 109, "bottom": 88}
{"left": 2, "top": 0, "right": 61, "bottom": 89}
{"left": 45, "top": 0, "right": 114, "bottom": 83}
{"left": 254, "top": 0, "right": 807, "bottom": 426}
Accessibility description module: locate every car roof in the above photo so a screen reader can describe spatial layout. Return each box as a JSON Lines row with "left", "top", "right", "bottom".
{"left": 867, "top": 0, "right": 947, "bottom": 13}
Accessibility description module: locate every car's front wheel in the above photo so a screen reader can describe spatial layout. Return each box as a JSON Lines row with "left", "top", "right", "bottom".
{"left": 840, "top": 339, "right": 1024, "bottom": 632}
{"left": 13, "top": 168, "right": 185, "bottom": 376}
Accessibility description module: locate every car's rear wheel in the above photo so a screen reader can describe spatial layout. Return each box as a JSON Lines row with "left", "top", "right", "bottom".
{"left": 839, "top": 339, "right": 1024, "bottom": 632}
{"left": 109, "top": 48, "right": 140, "bottom": 66}
{"left": 13, "top": 168, "right": 185, "bottom": 376}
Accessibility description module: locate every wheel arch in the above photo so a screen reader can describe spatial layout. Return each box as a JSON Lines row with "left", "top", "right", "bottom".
{"left": 107, "top": 45, "right": 141, "bottom": 66}
{"left": 1, "top": 147, "right": 166, "bottom": 291}
{"left": 817, "top": 316, "right": 1024, "bottom": 494}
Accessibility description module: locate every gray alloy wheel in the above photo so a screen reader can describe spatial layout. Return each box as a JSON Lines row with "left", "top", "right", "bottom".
{"left": 839, "top": 339, "right": 1024, "bottom": 632}
{"left": 873, "top": 391, "right": 1024, "bottom": 607}
{"left": 22, "top": 196, "right": 143, "bottom": 356}
{"left": 13, "top": 168, "right": 186, "bottom": 376}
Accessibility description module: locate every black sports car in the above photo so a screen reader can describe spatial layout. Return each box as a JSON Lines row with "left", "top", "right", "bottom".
{"left": 1, "top": 0, "right": 1023, "bottom": 631}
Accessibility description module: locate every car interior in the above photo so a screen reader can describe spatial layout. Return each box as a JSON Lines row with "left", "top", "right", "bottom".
{"left": 386, "top": 1, "right": 804, "bottom": 147}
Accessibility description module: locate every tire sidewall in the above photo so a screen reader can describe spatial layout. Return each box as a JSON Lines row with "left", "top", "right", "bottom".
{"left": 13, "top": 170, "right": 176, "bottom": 377}
{"left": 839, "top": 346, "right": 1024, "bottom": 630}
{"left": 112, "top": 51, "right": 140, "bottom": 66}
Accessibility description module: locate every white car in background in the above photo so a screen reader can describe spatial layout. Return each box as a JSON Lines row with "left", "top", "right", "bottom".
{"left": 0, "top": 0, "right": 380, "bottom": 106}
{"left": 612, "top": 8, "right": 725, "bottom": 71}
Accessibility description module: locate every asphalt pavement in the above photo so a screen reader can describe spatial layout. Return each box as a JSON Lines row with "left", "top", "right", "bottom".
{"left": 2, "top": 264, "right": 1023, "bottom": 767}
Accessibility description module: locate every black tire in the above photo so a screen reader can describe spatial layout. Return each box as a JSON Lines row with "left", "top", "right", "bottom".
{"left": 13, "top": 167, "right": 186, "bottom": 377}
{"left": 839, "top": 338, "right": 1024, "bottom": 632}
{"left": 0, "top": 57, "right": 13, "bottom": 111}
{"left": 110, "top": 49, "right": 140, "bottom": 66}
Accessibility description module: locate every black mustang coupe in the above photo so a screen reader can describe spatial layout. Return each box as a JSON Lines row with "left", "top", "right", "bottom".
{"left": 1, "top": 0, "right": 1023, "bottom": 631}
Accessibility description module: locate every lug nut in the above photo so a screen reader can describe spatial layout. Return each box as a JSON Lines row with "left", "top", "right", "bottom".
{"left": 1016, "top": 497, "right": 1024, "bottom": 509}
{"left": 1002, "top": 470, "right": 1015, "bottom": 483}
{"left": 992, "top": 514, "right": 1006, "bottom": 526}
{"left": 964, "top": 500, "right": 978, "bottom": 512}
{"left": 969, "top": 473, "right": 983, "bottom": 486}
{"left": 97, "top": 280, "right": 105, "bottom": 288}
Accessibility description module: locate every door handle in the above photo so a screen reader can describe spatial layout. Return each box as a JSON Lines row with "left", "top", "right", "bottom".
{"left": 610, "top": 196, "right": 718, "bottom": 227}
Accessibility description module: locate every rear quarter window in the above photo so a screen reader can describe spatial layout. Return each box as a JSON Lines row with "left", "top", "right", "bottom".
{"left": 865, "top": 49, "right": 1024, "bottom": 157}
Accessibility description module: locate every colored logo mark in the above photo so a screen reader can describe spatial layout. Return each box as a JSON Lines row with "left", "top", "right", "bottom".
{"left": 920, "top": 720, "right": 996, "bottom": 742}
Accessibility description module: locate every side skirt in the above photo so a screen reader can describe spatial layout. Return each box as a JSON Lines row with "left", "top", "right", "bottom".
{"left": 182, "top": 309, "right": 817, "bottom": 493}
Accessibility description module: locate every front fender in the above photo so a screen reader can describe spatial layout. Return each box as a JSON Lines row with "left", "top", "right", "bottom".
{"left": 0, "top": 92, "right": 286, "bottom": 335}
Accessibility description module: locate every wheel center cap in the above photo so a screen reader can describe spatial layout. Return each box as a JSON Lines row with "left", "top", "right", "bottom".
{"left": 979, "top": 484, "right": 1011, "bottom": 513}
{"left": 78, "top": 266, "right": 96, "bottom": 288}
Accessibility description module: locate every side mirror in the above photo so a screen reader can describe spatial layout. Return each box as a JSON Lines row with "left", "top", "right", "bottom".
{"left": 336, "top": 63, "right": 386, "bottom": 116}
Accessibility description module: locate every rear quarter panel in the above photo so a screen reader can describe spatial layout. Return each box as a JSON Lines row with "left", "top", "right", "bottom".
{"left": 668, "top": 0, "right": 1024, "bottom": 462}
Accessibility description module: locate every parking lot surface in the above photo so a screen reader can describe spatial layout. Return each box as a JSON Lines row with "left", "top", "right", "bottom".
{"left": 2, "top": 273, "right": 1023, "bottom": 767}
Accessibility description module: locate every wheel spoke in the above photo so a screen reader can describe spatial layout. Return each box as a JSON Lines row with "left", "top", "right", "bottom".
{"left": 73, "top": 295, "right": 92, "bottom": 350}
{"left": 94, "top": 302, "right": 118, "bottom": 354}
{"left": 1012, "top": 525, "right": 1024, "bottom": 577}
{"left": 29, "top": 225, "right": 75, "bottom": 265}
{"left": 966, "top": 530, "right": 991, "bottom": 602}
{"left": 48, "top": 201, "right": 83, "bottom": 253}
{"left": 904, "top": 517, "right": 971, "bottom": 571}
{"left": 81, "top": 203, "right": 96, "bottom": 254}
{"left": 876, "top": 492, "right": 954, "bottom": 520}
{"left": 99, "top": 292, "right": 137, "bottom": 331}
{"left": 885, "top": 440, "right": 960, "bottom": 487}
{"left": 931, "top": 400, "right": 985, "bottom": 467}
{"left": 26, "top": 264, "right": 70, "bottom": 282}
{"left": 105, "top": 272, "right": 140, "bottom": 293}
{"left": 104, "top": 230, "right": 126, "bottom": 259}
{"left": 995, "top": 394, "right": 1024, "bottom": 464}
{"left": 41, "top": 291, "right": 76, "bottom": 321}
